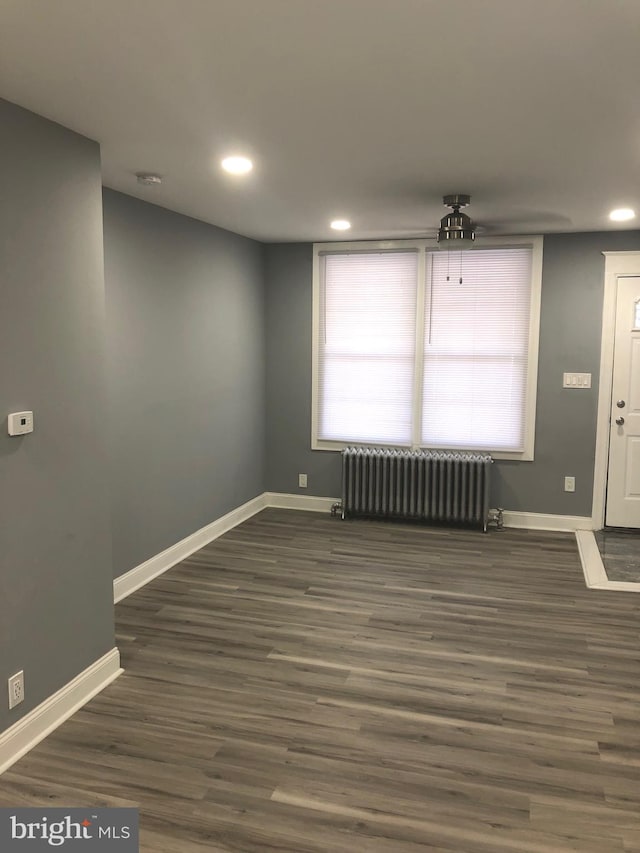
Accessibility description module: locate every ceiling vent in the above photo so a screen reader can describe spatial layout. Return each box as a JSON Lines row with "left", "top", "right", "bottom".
{"left": 136, "top": 173, "right": 162, "bottom": 187}
{"left": 437, "top": 194, "right": 475, "bottom": 247}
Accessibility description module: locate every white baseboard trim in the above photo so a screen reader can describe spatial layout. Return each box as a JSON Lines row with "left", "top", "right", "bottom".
{"left": 113, "top": 495, "right": 598, "bottom": 607}
{"left": 575, "top": 530, "right": 640, "bottom": 592}
{"left": 264, "top": 492, "right": 339, "bottom": 513}
{"left": 266, "top": 501, "right": 593, "bottom": 532}
{"left": 265, "top": 498, "right": 593, "bottom": 532}
{"left": 0, "top": 648, "right": 122, "bottom": 776}
{"left": 114, "top": 493, "right": 268, "bottom": 603}
{"left": 502, "top": 511, "right": 593, "bottom": 532}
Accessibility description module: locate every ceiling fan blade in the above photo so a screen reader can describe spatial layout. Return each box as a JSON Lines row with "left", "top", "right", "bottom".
{"left": 478, "top": 210, "right": 574, "bottom": 232}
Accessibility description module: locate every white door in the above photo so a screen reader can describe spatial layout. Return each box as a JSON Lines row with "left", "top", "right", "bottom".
{"left": 606, "top": 276, "right": 640, "bottom": 527}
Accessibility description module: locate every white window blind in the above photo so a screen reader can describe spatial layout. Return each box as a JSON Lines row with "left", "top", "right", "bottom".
{"left": 422, "top": 248, "right": 533, "bottom": 451}
{"left": 313, "top": 239, "right": 541, "bottom": 458}
{"left": 317, "top": 251, "right": 418, "bottom": 445}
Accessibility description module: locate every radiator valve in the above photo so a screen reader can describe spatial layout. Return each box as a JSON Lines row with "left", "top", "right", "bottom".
{"left": 330, "top": 502, "right": 342, "bottom": 518}
{"left": 487, "top": 507, "right": 504, "bottom": 530}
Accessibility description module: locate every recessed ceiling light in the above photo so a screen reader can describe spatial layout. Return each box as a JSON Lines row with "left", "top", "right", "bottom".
{"left": 221, "top": 156, "right": 253, "bottom": 175}
{"left": 609, "top": 207, "right": 636, "bottom": 222}
{"left": 330, "top": 219, "right": 351, "bottom": 231}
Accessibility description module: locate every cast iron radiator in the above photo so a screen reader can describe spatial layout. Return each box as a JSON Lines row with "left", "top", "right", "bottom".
{"left": 341, "top": 447, "right": 492, "bottom": 531}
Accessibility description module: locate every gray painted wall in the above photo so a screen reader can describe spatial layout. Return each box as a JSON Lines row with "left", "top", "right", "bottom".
{"left": 265, "top": 244, "right": 342, "bottom": 495}
{"left": 103, "top": 190, "right": 265, "bottom": 578}
{"left": 265, "top": 232, "right": 640, "bottom": 516}
{"left": 0, "top": 100, "right": 115, "bottom": 733}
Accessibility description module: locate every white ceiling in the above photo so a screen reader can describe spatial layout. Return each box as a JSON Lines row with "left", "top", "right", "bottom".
{"left": 1, "top": 0, "right": 639, "bottom": 242}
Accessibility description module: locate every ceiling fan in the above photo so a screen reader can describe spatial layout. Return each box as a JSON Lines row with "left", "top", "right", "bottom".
{"left": 370, "top": 193, "right": 574, "bottom": 242}
{"left": 437, "top": 194, "right": 476, "bottom": 247}
{"left": 431, "top": 194, "right": 574, "bottom": 242}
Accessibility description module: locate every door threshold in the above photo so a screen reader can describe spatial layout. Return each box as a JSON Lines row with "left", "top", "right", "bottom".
{"left": 575, "top": 530, "right": 640, "bottom": 592}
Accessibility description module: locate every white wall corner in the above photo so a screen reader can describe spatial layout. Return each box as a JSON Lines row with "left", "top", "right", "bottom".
{"left": 0, "top": 648, "right": 122, "bottom": 776}
{"left": 113, "top": 493, "right": 268, "bottom": 603}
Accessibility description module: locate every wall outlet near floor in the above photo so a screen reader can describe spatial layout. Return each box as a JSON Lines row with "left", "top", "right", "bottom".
{"left": 8, "top": 670, "right": 24, "bottom": 709}
{"left": 564, "top": 476, "right": 576, "bottom": 493}
{"left": 298, "top": 473, "right": 308, "bottom": 488}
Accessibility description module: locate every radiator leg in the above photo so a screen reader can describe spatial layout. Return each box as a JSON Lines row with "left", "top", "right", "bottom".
{"left": 486, "top": 507, "right": 504, "bottom": 531}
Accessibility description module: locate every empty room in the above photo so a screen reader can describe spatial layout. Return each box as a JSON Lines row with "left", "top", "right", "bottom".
{"left": 1, "top": 1, "right": 640, "bottom": 851}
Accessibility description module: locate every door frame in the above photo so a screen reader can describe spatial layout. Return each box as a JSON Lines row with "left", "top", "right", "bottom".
{"left": 592, "top": 251, "right": 640, "bottom": 529}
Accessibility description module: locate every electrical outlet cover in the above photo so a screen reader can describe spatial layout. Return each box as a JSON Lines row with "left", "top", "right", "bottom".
{"left": 8, "top": 670, "right": 24, "bottom": 709}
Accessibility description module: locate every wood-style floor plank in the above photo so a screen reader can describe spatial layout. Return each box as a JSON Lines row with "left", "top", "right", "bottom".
{"left": 1, "top": 508, "right": 640, "bottom": 852}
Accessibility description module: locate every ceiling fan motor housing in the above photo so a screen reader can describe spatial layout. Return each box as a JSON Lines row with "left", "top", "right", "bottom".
{"left": 438, "top": 193, "right": 476, "bottom": 244}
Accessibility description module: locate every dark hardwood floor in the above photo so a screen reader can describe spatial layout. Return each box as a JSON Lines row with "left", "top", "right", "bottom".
{"left": 2, "top": 508, "right": 640, "bottom": 852}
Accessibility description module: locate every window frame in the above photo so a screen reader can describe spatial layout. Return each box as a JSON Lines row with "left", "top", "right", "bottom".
{"left": 312, "top": 235, "right": 543, "bottom": 461}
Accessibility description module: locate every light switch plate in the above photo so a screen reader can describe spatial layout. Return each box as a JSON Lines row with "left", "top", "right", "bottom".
{"left": 563, "top": 373, "right": 591, "bottom": 389}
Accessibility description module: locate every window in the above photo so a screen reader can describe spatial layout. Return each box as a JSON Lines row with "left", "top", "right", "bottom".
{"left": 317, "top": 251, "right": 418, "bottom": 445}
{"left": 312, "top": 237, "right": 543, "bottom": 460}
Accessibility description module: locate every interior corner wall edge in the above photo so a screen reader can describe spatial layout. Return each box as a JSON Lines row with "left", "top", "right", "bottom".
{"left": 264, "top": 243, "right": 343, "bottom": 495}
{"left": 102, "top": 189, "right": 266, "bottom": 579}
{"left": 0, "top": 98, "right": 115, "bottom": 736}
{"left": 263, "top": 233, "right": 640, "bottom": 513}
